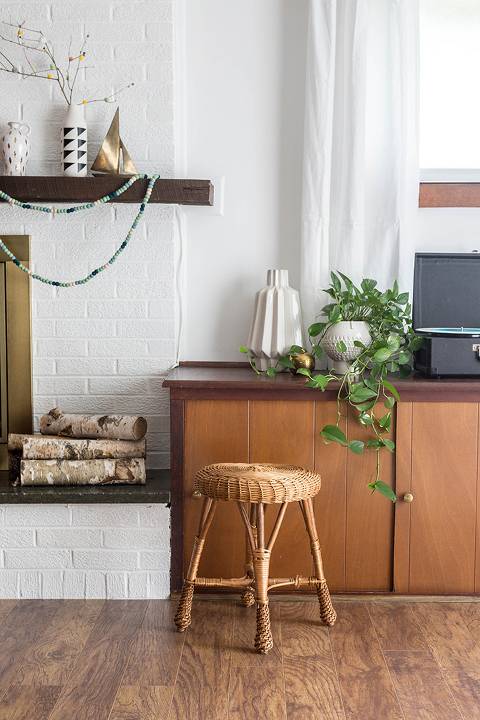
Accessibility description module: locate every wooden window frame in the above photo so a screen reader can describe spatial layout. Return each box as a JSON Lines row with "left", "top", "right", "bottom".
{"left": 419, "top": 183, "right": 480, "bottom": 208}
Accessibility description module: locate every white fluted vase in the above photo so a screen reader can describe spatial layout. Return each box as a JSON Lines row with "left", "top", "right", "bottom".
{"left": 247, "top": 269, "right": 305, "bottom": 372}
{"left": 61, "top": 104, "right": 87, "bottom": 177}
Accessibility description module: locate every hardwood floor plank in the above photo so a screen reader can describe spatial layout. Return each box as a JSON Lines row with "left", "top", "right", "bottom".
{"left": 231, "top": 601, "right": 282, "bottom": 666}
{"left": 0, "top": 600, "right": 17, "bottom": 627}
{"left": 442, "top": 665, "right": 480, "bottom": 720}
{"left": 281, "top": 602, "right": 345, "bottom": 720}
{"left": 328, "top": 602, "right": 403, "bottom": 720}
{"left": 103, "top": 600, "right": 149, "bottom": 612}
{"left": 16, "top": 600, "right": 104, "bottom": 686}
{"left": 169, "top": 600, "right": 233, "bottom": 720}
{"left": 0, "top": 600, "right": 61, "bottom": 700}
{"left": 121, "top": 600, "right": 184, "bottom": 686}
{"left": 229, "top": 667, "right": 286, "bottom": 720}
{"left": 384, "top": 651, "right": 463, "bottom": 720}
{"left": 0, "top": 685, "right": 61, "bottom": 720}
{"left": 47, "top": 609, "right": 145, "bottom": 720}
{"left": 448, "top": 603, "right": 480, "bottom": 644}
{"left": 412, "top": 602, "right": 480, "bottom": 669}
{"left": 110, "top": 686, "right": 173, "bottom": 720}
{"left": 367, "top": 602, "right": 431, "bottom": 652}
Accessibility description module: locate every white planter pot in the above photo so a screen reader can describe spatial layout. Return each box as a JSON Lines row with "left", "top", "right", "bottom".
{"left": 247, "top": 269, "right": 305, "bottom": 372}
{"left": 61, "top": 104, "right": 87, "bottom": 177}
{"left": 1, "top": 122, "right": 30, "bottom": 176}
{"left": 321, "top": 320, "right": 371, "bottom": 375}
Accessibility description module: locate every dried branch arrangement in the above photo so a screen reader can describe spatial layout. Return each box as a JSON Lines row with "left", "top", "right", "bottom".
{"left": 0, "top": 20, "right": 133, "bottom": 105}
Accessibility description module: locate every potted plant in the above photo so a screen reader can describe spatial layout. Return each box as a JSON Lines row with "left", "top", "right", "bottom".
{"left": 240, "top": 271, "right": 423, "bottom": 502}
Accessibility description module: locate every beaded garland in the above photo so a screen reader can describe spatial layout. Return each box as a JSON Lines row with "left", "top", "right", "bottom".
{"left": 0, "top": 173, "right": 159, "bottom": 287}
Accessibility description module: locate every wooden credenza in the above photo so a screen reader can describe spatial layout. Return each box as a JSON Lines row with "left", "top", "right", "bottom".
{"left": 164, "top": 365, "right": 480, "bottom": 596}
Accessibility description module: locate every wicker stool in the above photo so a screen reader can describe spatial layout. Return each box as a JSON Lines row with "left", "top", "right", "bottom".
{"left": 174, "top": 463, "right": 336, "bottom": 654}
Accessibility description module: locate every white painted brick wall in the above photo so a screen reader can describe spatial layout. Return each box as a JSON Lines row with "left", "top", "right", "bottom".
{"left": 0, "top": 0, "right": 175, "bottom": 597}
{"left": 0, "top": 504, "right": 170, "bottom": 599}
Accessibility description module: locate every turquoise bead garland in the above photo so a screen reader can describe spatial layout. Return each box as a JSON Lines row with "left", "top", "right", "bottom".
{"left": 0, "top": 173, "right": 159, "bottom": 287}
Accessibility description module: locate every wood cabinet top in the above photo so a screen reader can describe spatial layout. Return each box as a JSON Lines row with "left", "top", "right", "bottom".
{"left": 163, "top": 363, "right": 480, "bottom": 402}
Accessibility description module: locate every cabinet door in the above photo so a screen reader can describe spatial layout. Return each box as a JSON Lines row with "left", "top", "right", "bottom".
{"left": 395, "top": 402, "right": 478, "bottom": 594}
{"left": 249, "top": 400, "right": 315, "bottom": 580}
{"left": 315, "top": 402, "right": 395, "bottom": 593}
{"left": 183, "top": 400, "right": 248, "bottom": 580}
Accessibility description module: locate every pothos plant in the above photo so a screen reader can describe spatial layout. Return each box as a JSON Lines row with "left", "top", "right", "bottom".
{"left": 240, "top": 272, "right": 423, "bottom": 502}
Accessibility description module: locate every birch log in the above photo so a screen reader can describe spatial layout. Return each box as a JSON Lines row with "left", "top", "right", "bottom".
{"left": 20, "top": 458, "right": 146, "bottom": 486}
{"left": 39, "top": 408, "right": 147, "bottom": 441}
{"left": 22, "top": 436, "right": 146, "bottom": 460}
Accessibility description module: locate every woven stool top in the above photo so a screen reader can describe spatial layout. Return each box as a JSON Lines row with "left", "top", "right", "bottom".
{"left": 194, "top": 463, "right": 321, "bottom": 504}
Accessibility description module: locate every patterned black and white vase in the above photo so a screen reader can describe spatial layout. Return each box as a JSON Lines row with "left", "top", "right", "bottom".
{"left": 61, "top": 104, "right": 87, "bottom": 177}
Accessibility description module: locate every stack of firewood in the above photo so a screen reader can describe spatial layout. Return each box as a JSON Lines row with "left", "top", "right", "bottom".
{"left": 9, "top": 408, "right": 148, "bottom": 486}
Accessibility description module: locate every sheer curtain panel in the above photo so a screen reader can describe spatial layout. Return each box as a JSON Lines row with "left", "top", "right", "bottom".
{"left": 300, "top": 0, "right": 419, "bottom": 328}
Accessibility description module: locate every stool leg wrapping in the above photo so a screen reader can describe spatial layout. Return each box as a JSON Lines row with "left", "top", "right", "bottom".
{"left": 301, "top": 497, "right": 337, "bottom": 626}
{"left": 252, "top": 503, "right": 274, "bottom": 653}
{"left": 240, "top": 503, "right": 256, "bottom": 607}
{"left": 174, "top": 497, "right": 217, "bottom": 633}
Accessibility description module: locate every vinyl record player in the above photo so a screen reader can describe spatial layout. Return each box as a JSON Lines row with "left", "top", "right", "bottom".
{"left": 412, "top": 252, "right": 480, "bottom": 377}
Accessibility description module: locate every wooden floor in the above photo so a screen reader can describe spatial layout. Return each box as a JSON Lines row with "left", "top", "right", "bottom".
{"left": 1, "top": 598, "right": 480, "bottom": 719}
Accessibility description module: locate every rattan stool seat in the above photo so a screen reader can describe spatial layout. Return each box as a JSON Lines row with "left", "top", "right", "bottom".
{"left": 175, "top": 461, "right": 336, "bottom": 653}
{"left": 194, "top": 463, "right": 322, "bottom": 503}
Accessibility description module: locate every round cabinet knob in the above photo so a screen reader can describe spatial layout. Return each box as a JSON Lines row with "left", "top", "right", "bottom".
{"left": 403, "top": 493, "right": 413, "bottom": 503}
{"left": 191, "top": 490, "right": 202, "bottom": 499}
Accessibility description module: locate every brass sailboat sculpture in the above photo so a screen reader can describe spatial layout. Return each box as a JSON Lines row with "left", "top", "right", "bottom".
{"left": 91, "top": 108, "right": 138, "bottom": 176}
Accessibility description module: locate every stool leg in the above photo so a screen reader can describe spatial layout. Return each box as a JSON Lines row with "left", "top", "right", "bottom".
{"left": 174, "top": 497, "right": 217, "bottom": 632}
{"left": 241, "top": 504, "right": 256, "bottom": 607}
{"left": 300, "top": 497, "right": 337, "bottom": 626}
{"left": 253, "top": 503, "right": 273, "bottom": 653}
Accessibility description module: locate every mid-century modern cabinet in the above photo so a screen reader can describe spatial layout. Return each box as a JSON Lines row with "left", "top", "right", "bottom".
{"left": 164, "top": 365, "right": 480, "bottom": 596}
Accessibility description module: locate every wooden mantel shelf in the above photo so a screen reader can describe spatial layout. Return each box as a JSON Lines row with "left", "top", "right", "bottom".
{"left": 0, "top": 176, "right": 214, "bottom": 206}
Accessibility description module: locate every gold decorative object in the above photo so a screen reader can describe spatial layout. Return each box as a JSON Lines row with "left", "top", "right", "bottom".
{"left": 289, "top": 349, "right": 316, "bottom": 375}
{"left": 91, "top": 108, "right": 137, "bottom": 176}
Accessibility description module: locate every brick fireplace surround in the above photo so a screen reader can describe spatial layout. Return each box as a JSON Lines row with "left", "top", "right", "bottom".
{"left": 0, "top": 0, "right": 174, "bottom": 599}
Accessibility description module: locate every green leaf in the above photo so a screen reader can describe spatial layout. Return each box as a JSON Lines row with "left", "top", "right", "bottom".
{"left": 350, "top": 387, "right": 377, "bottom": 402}
{"left": 266, "top": 367, "right": 276, "bottom": 377}
{"left": 399, "top": 364, "right": 412, "bottom": 378}
{"left": 308, "top": 322, "right": 327, "bottom": 337}
{"left": 390, "top": 361, "right": 397, "bottom": 373}
{"left": 359, "top": 412, "right": 373, "bottom": 425}
{"left": 329, "top": 306, "right": 342, "bottom": 324}
{"left": 277, "top": 356, "right": 296, "bottom": 368}
{"left": 408, "top": 336, "right": 424, "bottom": 351}
{"left": 398, "top": 352, "right": 410, "bottom": 365}
{"left": 387, "top": 335, "right": 401, "bottom": 352}
{"left": 320, "top": 424, "right": 348, "bottom": 445}
{"left": 397, "top": 292, "right": 409, "bottom": 305}
{"left": 348, "top": 440, "right": 365, "bottom": 454}
{"left": 312, "top": 345, "right": 323, "bottom": 360}
{"left": 239, "top": 346, "right": 248, "bottom": 354}
{"left": 382, "top": 438, "right": 395, "bottom": 452}
{"left": 382, "top": 379, "right": 400, "bottom": 402}
{"left": 304, "top": 373, "right": 329, "bottom": 390}
{"left": 354, "top": 399, "right": 376, "bottom": 412}
{"left": 290, "top": 345, "right": 304, "bottom": 354}
{"left": 361, "top": 278, "right": 377, "bottom": 292}
{"left": 337, "top": 271, "right": 354, "bottom": 292}
{"left": 364, "top": 377, "right": 378, "bottom": 392}
{"left": 353, "top": 340, "right": 366, "bottom": 348}
{"left": 379, "top": 412, "right": 392, "bottom": 429}
{"left": 373, "top": 347, "right": 393, "bottom": 362}
{"left": 374, "top": 481, "right": 397, "bottom": 502}
{"left": 331, "top": 271, "right": 341, "bottom": 292}
{"left": 336, "top": 340, "right": 347, "bottom": 353}
{"left": 367, "top": 439, "right": 383, "bottom": 450}
{"left": 384, "top": 396, "right": 395, "bottom": 409}
{"left": 393, "top": 279, "right": 399, "bottom": 296}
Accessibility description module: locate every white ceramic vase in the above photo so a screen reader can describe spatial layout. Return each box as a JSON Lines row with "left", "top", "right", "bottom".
{"left": 321, "top": 320, "right": 371, "bottom": 375}
{"left": 61, "top": 104, "right": 87, "bottom": 177}
{"left": 1, "top": 122, "right": 31, "bottom": 176}
{"left": 247, "top": 269, "right": 305, "bottom": 372}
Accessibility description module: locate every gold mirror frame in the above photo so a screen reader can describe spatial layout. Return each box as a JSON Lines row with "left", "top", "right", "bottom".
{"left": 0, "top": 235, "right": 32, "bottom": 469}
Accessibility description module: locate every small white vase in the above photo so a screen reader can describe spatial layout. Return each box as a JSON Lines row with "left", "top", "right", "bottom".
{"left": 1, "top": 122, "right": 31, "bottom": 176}
{"left": 247, "top": 269, "right": 305, "bottom": 372}
{"left": 321, "top": 321, "right": 371, "bottom": 375}
{"left": 61, "top": 104, "right": 87, "bottom": 177}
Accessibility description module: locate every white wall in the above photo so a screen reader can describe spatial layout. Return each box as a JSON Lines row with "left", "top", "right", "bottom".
{"left": 179, "top": 0, "right": 309, "bottom": 361}
{"left": 180, "top": 1, "right": 480, "bottom": 363}
{"left": 0, "top": 0, "right": 175, "bottom": 469}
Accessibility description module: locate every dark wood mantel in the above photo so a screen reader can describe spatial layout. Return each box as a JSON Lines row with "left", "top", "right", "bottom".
{"left": 0, "top": 177, "right": 214, "bottom": 205}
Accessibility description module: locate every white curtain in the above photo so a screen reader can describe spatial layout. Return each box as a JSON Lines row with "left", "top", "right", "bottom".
{"left": 301, "top": 0, "right": 420, "bottom": 327}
